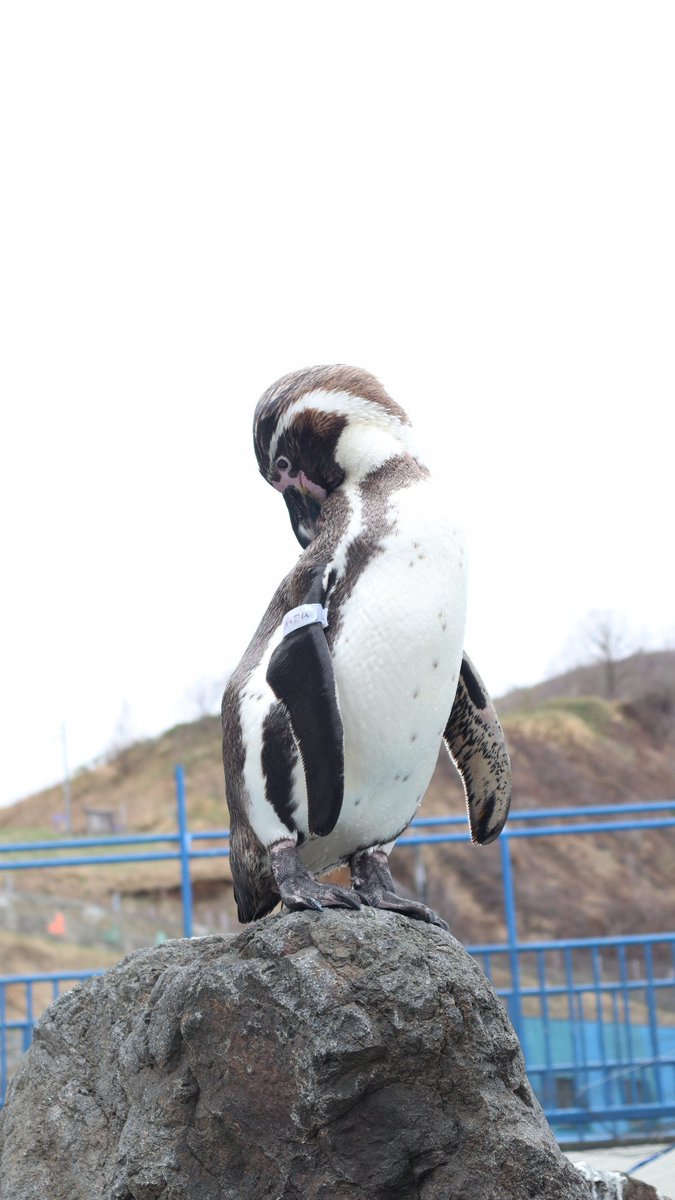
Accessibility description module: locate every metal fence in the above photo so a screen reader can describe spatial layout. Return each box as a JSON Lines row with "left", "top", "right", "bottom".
{"left": 1, "top": 767, "right": 674, "bottom": 1145}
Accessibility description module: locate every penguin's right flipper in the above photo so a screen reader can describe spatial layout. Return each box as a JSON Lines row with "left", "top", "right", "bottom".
{"left": 266, "top": 570, "right": 344, "bottom": 838}
{"left": 443, "top": 653, "right": 512, "bottom": 845}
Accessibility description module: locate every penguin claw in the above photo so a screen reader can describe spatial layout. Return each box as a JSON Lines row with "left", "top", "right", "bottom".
{"left": 326, "top": 886, "right": 362, "bottom": 910}
{"left": 282, "top": 894, "right": 324, "bottom": 912}
{"left": 281, "top": 884, "right": 361, "bottom": 914}
{"left": 358, "top": 889, "right": 449, "bottom": 931}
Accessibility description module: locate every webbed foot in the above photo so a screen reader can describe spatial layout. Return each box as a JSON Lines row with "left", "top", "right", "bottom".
{"left": 270, "top": 839, "right": 361, "bottom": 913}
{"left": 350, "top": 848, "right": 449, "bottom": 931}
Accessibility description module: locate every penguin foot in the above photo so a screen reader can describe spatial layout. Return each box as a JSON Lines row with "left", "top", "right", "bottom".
{"left": 360, "top": 889, "right": 449, "bottom": 930}
{"left": 350, "top": 849, "right": 449, "bottom": 931}
{"left": 269, "top": 839, "right": 362, "bottom": 913}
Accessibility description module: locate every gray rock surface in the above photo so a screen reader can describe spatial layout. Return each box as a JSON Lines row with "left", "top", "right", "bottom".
{"left": 0, "top": 909, "right": 594, "bottom": 1200}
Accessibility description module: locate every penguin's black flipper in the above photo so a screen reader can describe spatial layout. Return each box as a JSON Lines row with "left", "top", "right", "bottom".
{"left": 444, "top": 653, "right": 512, "bottom": 845}
{"left": 266, "top": 568, "right": 344, "bottom": 838}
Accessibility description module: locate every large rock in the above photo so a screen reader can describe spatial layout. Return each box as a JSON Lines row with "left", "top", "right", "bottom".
{"left": 0, "top": 909, "right": 593, "bottom": 1200}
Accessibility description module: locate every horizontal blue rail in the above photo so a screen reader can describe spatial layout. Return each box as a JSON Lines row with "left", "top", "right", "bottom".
{"left": 10, "top": 817, "right": 674, "bottom": 865}
{"left": 471, "top": 931, "right": 675, "bottom": 952}
{"left": 399, "top": 816, "right": 675, "bottom": 845}
{"left": 0, "top": 849, "right": 233, "bottom": 871}
{"left": 412, "top": 799, "right": 675, "bottom": 824}
{"left": 546, "top": 1103, "right": 675, "bottom": 1125}
{"left": 0, "top": 969, "right": 105, "bottom": 986}
{"left": 3, "top": 805, "right": 674, "bottom": 867}
{"left": 3, "top": 800, "right": 673, "bottom": 855}
{"left": 0, "top": 830, "right": 231, "bottom": 854}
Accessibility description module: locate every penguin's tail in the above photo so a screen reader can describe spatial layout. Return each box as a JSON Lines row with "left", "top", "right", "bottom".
{"left": 233, "top": 882, "right": 280, "bottom": 924}
{"left": 230, "top": 824, "right": 280, "bottom": 923}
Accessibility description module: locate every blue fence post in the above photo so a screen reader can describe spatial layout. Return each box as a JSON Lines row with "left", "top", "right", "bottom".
{"left": 175, "top": 765, "right": 193, "bottom": 938}
{"left": 500, "top": 832, "right": 524, "bottom": 1048}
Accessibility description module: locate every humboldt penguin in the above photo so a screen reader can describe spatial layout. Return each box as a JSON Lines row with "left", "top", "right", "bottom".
{"left": 222, "top": 365, "right": 511, "bottom": 927}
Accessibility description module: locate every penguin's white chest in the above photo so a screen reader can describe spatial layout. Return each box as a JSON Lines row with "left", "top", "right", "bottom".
{"left": 298, "top": 477, "right": 467, "bottom": 872}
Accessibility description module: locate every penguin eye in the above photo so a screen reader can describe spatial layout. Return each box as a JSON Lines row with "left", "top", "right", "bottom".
{"left": 275, "top": 456, "right": 290, "bottom": 472}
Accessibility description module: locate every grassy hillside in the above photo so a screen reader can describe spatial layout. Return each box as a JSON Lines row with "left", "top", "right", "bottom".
{"left": 499, "top": 649, "right": 675, "bottom": 717}
{"left": 1, "top": 652, "right": 674, "bottom": 966}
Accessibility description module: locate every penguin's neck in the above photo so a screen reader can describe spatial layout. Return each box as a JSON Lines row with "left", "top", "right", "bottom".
{"left": 334, "top": 420, "right": 424, "bottom": 484}
{"left": 319, "top": 448, "right": 430, "bottom": 579}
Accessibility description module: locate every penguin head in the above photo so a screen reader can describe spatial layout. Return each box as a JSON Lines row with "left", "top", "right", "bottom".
{"left": 253, "top": 365, "right": 416, "bottom": 547}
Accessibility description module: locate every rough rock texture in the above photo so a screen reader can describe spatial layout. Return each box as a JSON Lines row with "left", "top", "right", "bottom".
{"left": 575, "top": 1162, "right": 672, "bottom": 1200}
{"left": 0, "top": 909, "right": 594, "bottom": 1200}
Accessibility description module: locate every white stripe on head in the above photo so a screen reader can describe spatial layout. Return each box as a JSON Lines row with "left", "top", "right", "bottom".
{"left": 268, "top": 388, "right": 418, "bottom": 468}
{"left": 334, "top": 421, "right": 420, "bottom": 480}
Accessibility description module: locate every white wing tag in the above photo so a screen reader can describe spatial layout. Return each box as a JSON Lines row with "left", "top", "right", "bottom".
{"left": 282, "top": 604, "right": 329, "bottom": 638}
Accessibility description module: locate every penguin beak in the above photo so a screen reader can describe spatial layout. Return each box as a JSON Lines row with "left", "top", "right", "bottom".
{"left": 283, "top": 486, "right": 323, "bottom": 548}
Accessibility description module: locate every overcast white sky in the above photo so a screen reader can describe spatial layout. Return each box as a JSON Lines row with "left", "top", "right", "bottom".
{"left": 1, "top": 2, "right": 674, "bottom": 809}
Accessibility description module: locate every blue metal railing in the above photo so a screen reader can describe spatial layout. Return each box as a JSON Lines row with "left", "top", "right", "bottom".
{"left": 1, "top": 771, "right": 674, "bottom": 1144}
{"left": 0, "top": 768, "right": 230, "bottom": 937}
{"left": 469, "top": 931, "right": 675, "bottom": 1141}
{"left": 0, "top": 969, "right": 106, "bottom": 1107}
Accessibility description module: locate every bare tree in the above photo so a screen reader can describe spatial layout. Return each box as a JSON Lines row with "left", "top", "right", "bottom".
{"left": 106, "top": 701, "right": 138, "bottom": 776}
{"left": 567, "top": 609, "right": 639, "bottom": 698}
{"left": 585, "top": 610, "right": 638, "bottom": 697}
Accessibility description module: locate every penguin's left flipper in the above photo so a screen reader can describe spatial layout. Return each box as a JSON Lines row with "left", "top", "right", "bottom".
{"left": 444, "top": 654, "right": 512, "bottom": 845}
{"left": 266, "top": 570, "right": 344, "bottom": 838}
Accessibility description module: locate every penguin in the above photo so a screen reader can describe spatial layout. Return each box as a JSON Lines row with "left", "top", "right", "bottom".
{"left": 222, "top": 365, "right": 511, "bottom": 928}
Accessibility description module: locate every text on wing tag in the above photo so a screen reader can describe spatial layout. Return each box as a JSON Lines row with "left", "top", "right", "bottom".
{"left": 282, "top": 604, "right": 329, "bottom": 638}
